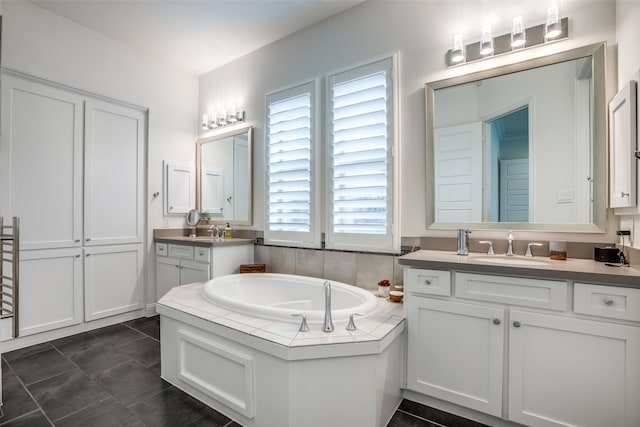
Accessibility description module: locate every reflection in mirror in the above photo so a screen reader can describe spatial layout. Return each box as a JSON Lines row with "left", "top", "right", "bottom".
{"left": 196, "top": 126, "right": 253, "bottom": 226}
{"left": 426, "top": 43, "right": 606, "bottom": 232}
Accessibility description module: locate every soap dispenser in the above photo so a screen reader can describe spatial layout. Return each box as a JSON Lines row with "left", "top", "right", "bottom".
{"left": 224, "top": 223, "right": 233, "bottom": 240}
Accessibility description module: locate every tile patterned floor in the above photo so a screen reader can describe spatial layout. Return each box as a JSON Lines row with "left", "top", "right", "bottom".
{"left": 1, "top": 316, "right": 487, "bottom": 427}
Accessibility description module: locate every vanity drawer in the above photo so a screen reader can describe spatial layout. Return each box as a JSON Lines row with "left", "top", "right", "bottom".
{"left": 574, "top": 283, "right": 640, "bottom": 322}
{"left": 168, "top": 244, "right": 194, "bottom": 260}
{"left": 156, "top": 243, "right": 168, "bottom": 257}
{"left": 405, "top": 268, "right": 451, "bottom": 296}
{"left": 194, "top": 247, "right": 210, "bottom": 262}
{"left": 455, "top": 273, "right": 567, "bottom": 311}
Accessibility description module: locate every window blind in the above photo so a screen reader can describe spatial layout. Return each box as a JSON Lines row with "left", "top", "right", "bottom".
{"left": 330, "top": 67, "right": 390, "bottom": 235}
{"left": 266, "top": 87, "right": 313, "bottom": 234}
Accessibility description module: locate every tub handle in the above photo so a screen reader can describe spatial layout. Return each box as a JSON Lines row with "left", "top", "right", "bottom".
{"left": 346, "top": 313, "right": 365, "bottom": 331}
{"left": 291, "top": 314, "right": 309, "bottom": 332}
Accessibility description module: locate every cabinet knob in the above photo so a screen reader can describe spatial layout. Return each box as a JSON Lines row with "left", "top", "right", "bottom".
{"left": 620, "top": 191, "right": 630, "bottom": 198}
{"left": 604, "top": 298, "right": 614, "bottom": 306}
{"left": 492, "top": 318, "right": 501, "bottom": 325}
{"left": 424, "top": 279, "right": 432, "bottom": 285}
{"left": 86, "top": 238, "right": 91, "bottom": 242}
{"left": 86, "top": 253, "right": 91, "bottom": 257}
{"left": 75, "top": 239, "right": 80, "bottom": 243}
{"left": 513, "top": 321, "right": 521, "bottom": 328}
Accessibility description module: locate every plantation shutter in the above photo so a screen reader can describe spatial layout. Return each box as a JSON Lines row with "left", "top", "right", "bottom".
{"left": 327, "top": 57, "right": 398, "bottom": 252}
{"left": 265, "top": 81, "right": 320, "bottom": 247}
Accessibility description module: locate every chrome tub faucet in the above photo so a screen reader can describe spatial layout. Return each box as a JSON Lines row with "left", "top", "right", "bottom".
{"left": 322, "top": 280, "right": 334, "bottom": 332}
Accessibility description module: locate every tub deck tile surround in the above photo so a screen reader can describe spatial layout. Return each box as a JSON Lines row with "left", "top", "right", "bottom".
{"left": 158, "top": 282, "right": 404, "bottom": 351}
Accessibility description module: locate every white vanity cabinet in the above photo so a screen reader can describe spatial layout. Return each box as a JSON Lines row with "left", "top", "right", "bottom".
{"left": 405, "top": 268, "right": 640, "bottom": 427}
{"left": 155, "top": 242, "right": 253, "bottom": 301}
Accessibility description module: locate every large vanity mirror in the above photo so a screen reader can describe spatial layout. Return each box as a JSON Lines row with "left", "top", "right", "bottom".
{"left": 426, "top": 43, "right": 607, "bottom": 232}
{"left": 196, "top": 125, "right": 253, "bottom": 226}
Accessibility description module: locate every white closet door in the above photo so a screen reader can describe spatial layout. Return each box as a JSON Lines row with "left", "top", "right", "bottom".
{"left": 84, "top": 244, "right": 144, "bottom": 321}
{"left": 84, "top": 99, "right": 145, "bottom": 245}
{"left": 0, "top": 73, "right": 83, "bottom": 250}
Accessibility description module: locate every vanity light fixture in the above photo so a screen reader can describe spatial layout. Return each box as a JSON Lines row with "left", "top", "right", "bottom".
{"left": 545, "top": 5, "right": 562, "bottom": 40}
{"left": 480, "top": 25, "right": 494, "bottom": 56}
{"left": 511, "top": 16, "right": 526, "bottom": 48}
{"left": 445, "top": 11, "right": 569, "bottom": 67}
{"left": 450, "top": 34, "right": 465, "bottom": 64}
{"left": 202, "top": 107, "right": 245, "bottom": 130}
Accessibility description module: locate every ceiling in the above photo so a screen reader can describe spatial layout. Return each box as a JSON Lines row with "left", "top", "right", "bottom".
{"left": 28, "top": 0, "right": 364, "bottom": 75}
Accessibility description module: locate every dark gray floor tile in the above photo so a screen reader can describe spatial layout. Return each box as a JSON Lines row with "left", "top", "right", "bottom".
{"left": 148, "top": 361, "right": 162, "bottom": 376}
{"left": 2, "top": 357, "right": 12, "bottom": 381}
{"left": 55, "top": 397, "right": 147, "bottom": 427}
{"left": 89, "top": 324, "right": 145, "bottom": 347}
{"left": 3, "top": 343, "right": 53, "bottom": 363}
{"left": 93, "top": 359, "right": 170, "bottom": 407}
{"left": 66, "top": 342, "right": 130, "bottom": 377}
{"left": 51, "top": 332, "right": 103, "bottom": 356}
{"left": 0, "top": 410, "right": 52, "bottom": 427}
{"left": 27, "top": 369, "right": 110, "bottom": 422}
{"left": 398, "top": 400, "right": 489, "bottom": 427}
{"left": 130, "top": 386, "right": 230, "bottom": 427}
{"left": 8, "top": 348, "right": 76, "bottom": 385}
{"left": 225, "top": 422, "right": 243, "bottom": 427}
{"left": 387, "top": 411, "right": 440, "bottom": 427}
{"left": 0, "top": 374, "right": 38, "bottom": 423}
{"left": 124, "top": 317, "right": 160, "bottom": 340}
{"left": 117, "top": 337, "right": 160, "bottom": 368}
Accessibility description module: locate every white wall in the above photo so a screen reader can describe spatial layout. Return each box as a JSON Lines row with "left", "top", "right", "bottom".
{"left": 2, "top": 0, "right": 199, "bottom": 303}
{"left": 616, "top": 0, "right": 640, "bottom": 248}
{"left": 200, "top": 0, "right": 617, "bottom": 242}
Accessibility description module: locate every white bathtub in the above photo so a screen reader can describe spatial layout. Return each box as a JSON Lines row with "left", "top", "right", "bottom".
{"left": 202, "top": 273, "right": 378, "bottom": 323}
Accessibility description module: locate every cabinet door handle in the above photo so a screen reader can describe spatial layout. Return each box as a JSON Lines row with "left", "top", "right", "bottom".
{"left": 86, "top": 238, "right": 91, "bottom": 242}
{"left": 620, "top": 191, "right": 630, "bottom": 198}
{"left": 513, "top": 321, "right": 521, "bottom": 328}
{"left": 493, "top": 318, "right": 501, "bottom": 325}
{"left": 75, "top": 239, "right": 80, "bottom": 243}
{"left": 424, "top": 279, "right": 432, "bottom": 285}
{"left": 86, "top": 254, "right": 91, "bottom": 257}
{"left": 604, "top": 298, "right": 614, "bottom": 306}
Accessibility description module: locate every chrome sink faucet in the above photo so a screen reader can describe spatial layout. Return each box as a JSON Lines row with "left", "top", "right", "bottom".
{"left": 322, "top": 280, "right": 334, "bottom": 332}
{"left": 457, "top": 229, "right": 471, "bottom": 255}
{"left": 506, "top": 231, "right": 514, "bottom": 256}
{"left": 208, "top": 225, "right": 221, "bottom": 241}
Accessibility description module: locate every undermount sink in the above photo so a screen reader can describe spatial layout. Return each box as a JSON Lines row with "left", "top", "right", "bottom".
{"left": 474, "top": 256, "right": 552, "bottom": 267}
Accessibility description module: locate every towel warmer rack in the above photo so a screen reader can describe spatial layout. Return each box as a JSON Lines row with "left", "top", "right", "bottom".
{"left": 0, "top": 217, "right": 19, "bottom": 338}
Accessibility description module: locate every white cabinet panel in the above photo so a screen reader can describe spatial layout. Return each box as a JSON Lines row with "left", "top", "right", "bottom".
{"left": 0, "top": 74, "right": 83, "bottom": 250}
{"left": 405, "top": 297, "right": 504, "bottom": 417}
{"left": 19, "top": 248, "right": 83, "bottom": 336}
{"left": 156, "top": 256, "right": 180, "bottom": 300}
{"left": 609, "top": 80, "right": 637, "bottom": 208}
{"left": 180, "top": 260, "right": 210, "bottom": 285}
{"left": 509, "top": 310, "right": 640, "bottom": 427}
{"left": 165, "top": 161, "right": 194, "bottom": 215}
{"left": 84, "top": 99, "right": 145, "bottom": 245}
{"left": 84, "top": 244, "right": 144, "bottom": 321}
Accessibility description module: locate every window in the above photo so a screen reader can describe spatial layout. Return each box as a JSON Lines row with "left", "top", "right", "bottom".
{"left": 265, "top": 81, "right": 321, "bottom": 247}
{"left": 326, "top": 57, "right": 398, "bottom": 252}
{"left": 264, "top": 57, "right": 398, "bottom": 253}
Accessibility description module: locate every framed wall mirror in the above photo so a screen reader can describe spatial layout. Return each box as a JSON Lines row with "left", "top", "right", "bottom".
{"left": 196, "top": 125, "right": 253, "bottom": 226}
{"left": 426, "top": 42, "right": 607, "bottom": 232}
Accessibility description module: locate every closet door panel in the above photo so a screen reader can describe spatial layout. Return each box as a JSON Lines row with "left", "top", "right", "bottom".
{"left": 0, "top": 74, "right": 83, "bottom": 249}
{"left": 84, "top": 99, "right": 145, "bottom": 245}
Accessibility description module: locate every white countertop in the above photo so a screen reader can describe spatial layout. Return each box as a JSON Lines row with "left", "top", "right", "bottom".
{"left": 399, "top": 250, "right": 640, "bottom": 287}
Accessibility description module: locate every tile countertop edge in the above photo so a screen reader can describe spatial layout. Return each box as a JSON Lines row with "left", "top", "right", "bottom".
{"left": 398, "top": 250, "right": 640, "bottom": 288}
